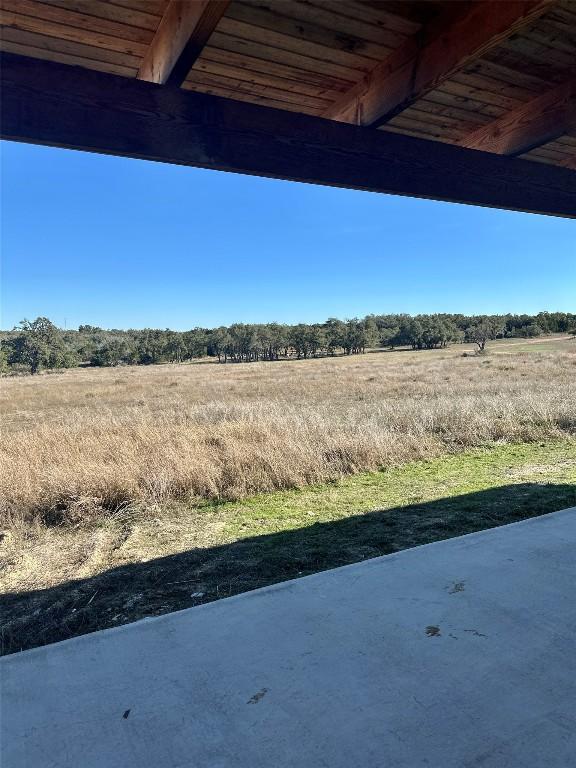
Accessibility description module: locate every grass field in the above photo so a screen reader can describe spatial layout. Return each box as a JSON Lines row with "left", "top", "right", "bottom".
{"left": 2, "top": 440, "right": 575, "bottom": 654}
{"left": 1, "top": 336, "right": 575, "bottom": 652}
{"left": 1, "top": 336, "right": 575, "bottom": 525}
{"left": 481, "top": 336, "right": 575, "bottom": 354}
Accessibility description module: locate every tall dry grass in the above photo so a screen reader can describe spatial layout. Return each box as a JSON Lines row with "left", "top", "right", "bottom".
{"left": 2, "top": 342, "right": 575, "bottom": 526}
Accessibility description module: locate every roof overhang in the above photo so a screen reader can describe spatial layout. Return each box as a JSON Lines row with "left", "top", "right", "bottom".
{"left": 1, "top": 1, "right": 575, "bottom": 217}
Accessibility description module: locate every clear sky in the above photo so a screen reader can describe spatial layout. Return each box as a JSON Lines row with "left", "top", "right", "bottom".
{"left": 1, "top": 140, "right": 574, "bottom": 331}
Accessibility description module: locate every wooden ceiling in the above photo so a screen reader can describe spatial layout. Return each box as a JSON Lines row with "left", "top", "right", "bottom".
{"left": 2, "top": 0, "right": 575, "bottom": 167}
{"left": 1, "top": 1, "right": 575, "bottom": 216}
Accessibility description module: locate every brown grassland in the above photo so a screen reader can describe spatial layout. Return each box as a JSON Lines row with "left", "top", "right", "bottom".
{"left": 2, "top": 336, "right": 575, "bottom": 526}
{"left": 1, "top": 336, "right": 576, "bottom": 653}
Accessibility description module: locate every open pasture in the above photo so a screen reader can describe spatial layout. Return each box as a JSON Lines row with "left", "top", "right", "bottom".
{"left": 2, "top": 337, "right": 576, "bottom": 652}
{"left": 2, "top": 336, "right": 575, "bottom": 526}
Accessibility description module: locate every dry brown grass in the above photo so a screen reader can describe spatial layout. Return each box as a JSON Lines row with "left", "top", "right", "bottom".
{"left": 2, "top": 339, "right": 576, "bottom": 526}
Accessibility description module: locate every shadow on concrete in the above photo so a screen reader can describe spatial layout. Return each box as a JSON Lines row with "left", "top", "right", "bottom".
{"left": 2, "top": 482, "right": 575, "bottom": 655}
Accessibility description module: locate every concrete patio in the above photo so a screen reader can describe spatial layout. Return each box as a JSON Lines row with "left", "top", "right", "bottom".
{"left": 2, "top": 506, "right": 576, "bottom": 768}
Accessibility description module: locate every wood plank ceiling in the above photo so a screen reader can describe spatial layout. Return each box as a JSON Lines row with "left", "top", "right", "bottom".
{"left": 1, "top": 0, "right": 575, "bottom": 170}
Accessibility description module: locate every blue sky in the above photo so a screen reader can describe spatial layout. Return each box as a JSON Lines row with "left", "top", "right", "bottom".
{"left": 1, "top": 140, "right": 574, "bottom": 331}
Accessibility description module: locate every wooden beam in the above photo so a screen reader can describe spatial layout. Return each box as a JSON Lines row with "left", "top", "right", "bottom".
{"left": 1, "top": 53, "right": 574, "bottom": 218}
{"left": 137, "top": 0, "right": 229, "bottom": 86}
{"left": 461, "top": 78, "right": 576, "bottom": 155}
{"left": 324, "top": 0, "right": 556, "bottom": 127}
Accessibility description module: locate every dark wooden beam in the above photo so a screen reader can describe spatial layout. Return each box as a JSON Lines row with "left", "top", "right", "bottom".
{"left": 461, "top": 78, "right": 576, "bottom": 155}
{"left": 137, "top": 0, "right": 229, "bottom": 86}
{"left": 324, "top": 0, "right": 556, "bottom": 127}
{"left": 1, "top": 53, "right": 574, "bottom": 218}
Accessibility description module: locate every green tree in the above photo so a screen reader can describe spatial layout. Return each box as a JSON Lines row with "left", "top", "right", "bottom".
{"left": 164, "top": 331, "right": 187, "bottom": 363}
{"left": 8, "top": 317, "right": 72, "bottom": 374}
{"left": 0, "top": 341, "right": 9, "bottom": 374}
{"left": 209, "top": 327, "right": 232, "bottom": 362}
{"left": 90, "top": 340, "right": 133, "bottom": 367}
{"left": 183, "top": 329, "right": 208, "bottom": 359}
{"left": 466, "top": 316, "right": 505, "bottom": 352}
{"left": 324, "top": 318, "right": 345, "bottom": 355}
{"left": 289, "top": 324, "right": 311, "bottom": 359}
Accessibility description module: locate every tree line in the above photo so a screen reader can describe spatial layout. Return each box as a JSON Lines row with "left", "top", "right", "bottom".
{"left": 1, "top": 312, "right": 575, "bottom": 374}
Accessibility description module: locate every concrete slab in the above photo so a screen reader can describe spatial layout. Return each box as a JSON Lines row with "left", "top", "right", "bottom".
{"left": 2, "top": 507, "right": 576, "bottom": 768}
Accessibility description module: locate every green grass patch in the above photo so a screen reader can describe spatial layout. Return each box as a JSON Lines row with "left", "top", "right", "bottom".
{"left": 224, "top": 440, "right": 576, "bottom": 541}
{"left": 490, "top": 338, "right": 575, "bottom": 354}
{"left": 3, "top": 440, "right": 575, "bottom": 655}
